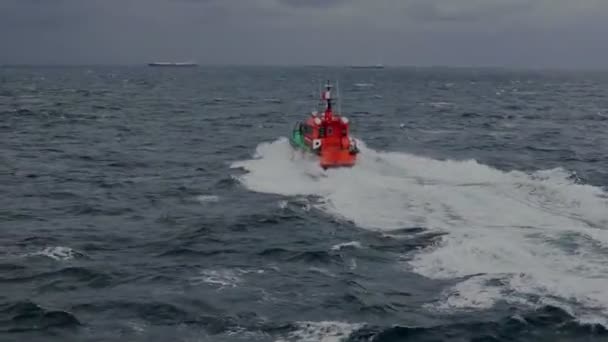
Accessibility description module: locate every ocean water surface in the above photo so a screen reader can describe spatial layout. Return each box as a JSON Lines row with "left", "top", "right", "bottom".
{"left": 1, "top": 65, "right": 608, "bottom": 341}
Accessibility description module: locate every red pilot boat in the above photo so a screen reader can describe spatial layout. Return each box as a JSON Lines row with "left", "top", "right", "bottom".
{"left": 290, "top": 82, "right": 360, "bottom": 169}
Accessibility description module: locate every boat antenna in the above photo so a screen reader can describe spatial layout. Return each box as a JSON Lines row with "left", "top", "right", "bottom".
{"left": 320, "top": 81, "right": 323, "bottom": 109}
{"left": 312, "top": 83, "right": 317, "bottom": 115}
{"left": 337, "top": 79, "right": 342, "bottom": 114}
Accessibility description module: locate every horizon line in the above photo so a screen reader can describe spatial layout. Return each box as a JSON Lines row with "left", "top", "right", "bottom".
{"left": 2, "top": 62, "right": 608, "bottom": 73}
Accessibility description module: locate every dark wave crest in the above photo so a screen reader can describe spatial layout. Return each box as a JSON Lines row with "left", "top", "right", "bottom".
{"left": 349, "top": 306, "right": 607, "bottom": 342}
{"left": 0, "top": 301, "right": 80, "bottom": 333}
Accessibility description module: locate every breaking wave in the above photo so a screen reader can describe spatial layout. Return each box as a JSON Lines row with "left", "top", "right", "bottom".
{"left": 232, "top": 137, "right": 608, "bottom": 325}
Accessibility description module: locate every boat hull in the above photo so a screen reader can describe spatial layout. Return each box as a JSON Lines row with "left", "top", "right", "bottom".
{"left": 319, "top": 147, "right": 357, "bottom": 169}
{"left": 289, "top": 130, "right": 357, "bottom": 169}
{"left": 289, "top": 130, "right": 309, "bottom": 151}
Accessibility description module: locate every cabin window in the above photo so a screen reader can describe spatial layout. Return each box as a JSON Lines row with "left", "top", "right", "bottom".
{"left": 327, "top": 127, "right": 333, "bottom": 136}
{"left": 318, "top": 127, "right": 325, "bottom": 137}
{"left": 303, "top": 125, "right": 313, "bottom": 135}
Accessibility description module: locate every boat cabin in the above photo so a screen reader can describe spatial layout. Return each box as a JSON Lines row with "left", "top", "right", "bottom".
{"left": 296, "top": 113, "right": 352, "bottom": 152}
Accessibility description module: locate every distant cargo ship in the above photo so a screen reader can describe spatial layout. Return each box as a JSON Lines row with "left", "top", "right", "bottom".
{"left": 350, "top": 64, "right": 385, "bottom": 69}
{"left": 148, "top": 62, "right": 198, "bottom": 67}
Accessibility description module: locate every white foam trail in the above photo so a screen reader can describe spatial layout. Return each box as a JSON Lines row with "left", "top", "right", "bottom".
{"left": 232, "top": 138, "right": 608, "bottom": 322}
{"left": 190, "top": 269, "right": 242, "bottom": 288}
{"left": 30, "top": 247, "right": 82, "bottom": 261}
{"left": 331, "top": 241, "right": 362, "bottom": 251}
{"left": 195, "top": 195, "right": 219, "bottom": 203}
{"left": 126, "top": 320, "right": 147, "bottom": 334}
{"left": 189, "top": 268, "right": 265, "bottom": 289}
{"left": 430, "top": 275, "right": 506, "bottom": 311}
{"left": 275, "top": 321, "right": 363, "bottom": 342}
{"left": 278, "top": 200, "right": 288, "bottom": 209}
{"left": 429, "top": 101, "right": 454, "bottom": 108}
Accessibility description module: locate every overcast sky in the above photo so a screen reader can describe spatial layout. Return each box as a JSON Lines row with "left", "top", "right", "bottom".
{"left": 1, "top": 0, "right": 607, "bottom": 68}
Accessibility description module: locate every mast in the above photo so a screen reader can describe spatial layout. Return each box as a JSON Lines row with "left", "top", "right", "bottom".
{"left": 321, "top": 80, "right": 333, "bottom": 121}
{"left": 337, "top": 80, "right": 342, "bottom": 115}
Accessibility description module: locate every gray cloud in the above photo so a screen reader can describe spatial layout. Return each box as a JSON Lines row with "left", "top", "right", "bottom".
{"left": 402, "top": 0, "right": 535, "bottom": 23}
{"left": 1, "top": 0, "right": 607, "bottom": 68}
{"left": 278, "top": 0, "right": 347, "bottom": 9}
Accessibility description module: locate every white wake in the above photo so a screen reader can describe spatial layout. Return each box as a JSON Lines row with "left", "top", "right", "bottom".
{"left": 231, "top": 137, "right": 608, "bottom": 324}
